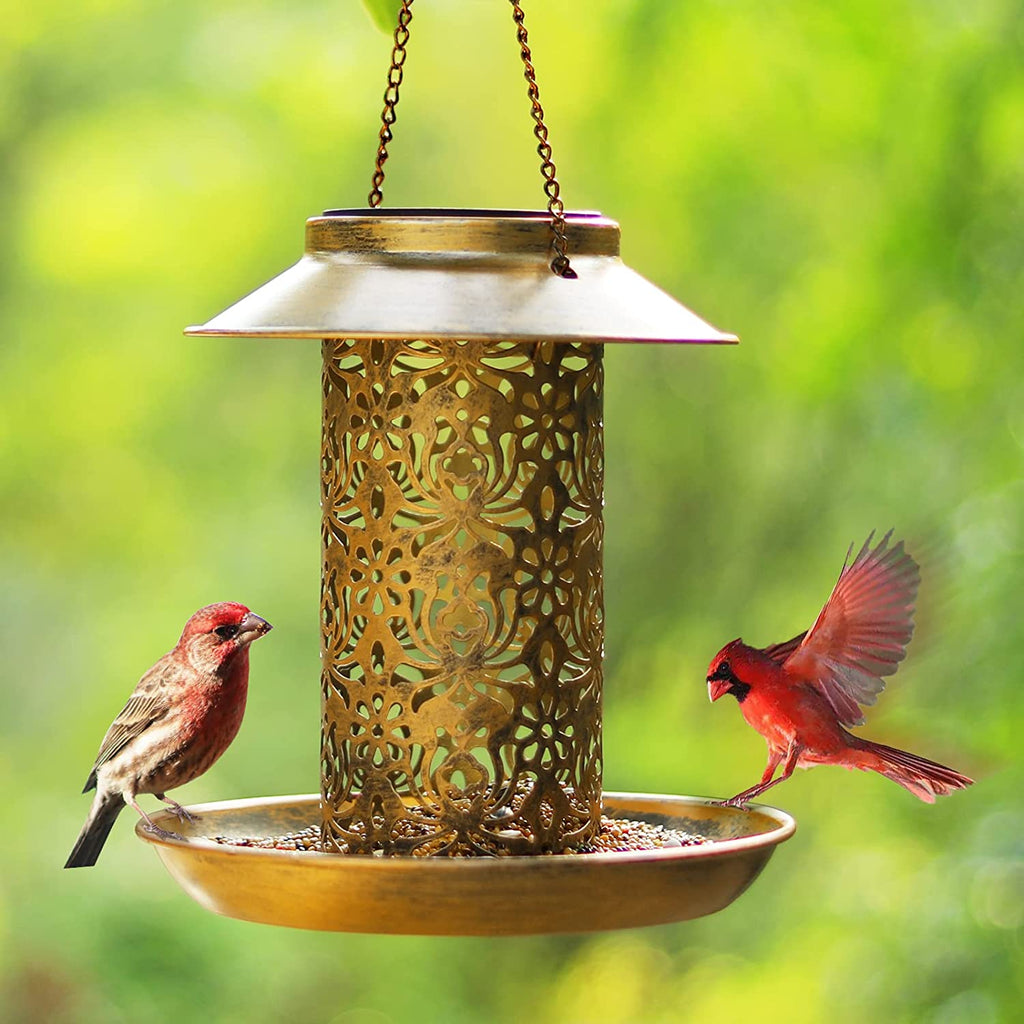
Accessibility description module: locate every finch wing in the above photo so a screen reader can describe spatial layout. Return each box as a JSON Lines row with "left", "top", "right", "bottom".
{"left": 782, "top": 531, "right": 920, "bottom": 726}
{"left": 83, "top": 658, "right": 177, "bottom": 791}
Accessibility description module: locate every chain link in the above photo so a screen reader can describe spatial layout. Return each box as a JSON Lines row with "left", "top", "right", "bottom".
{"left": 509, "top": 0, "right": 576, "bottom": 278}
{"left": 369, "top": 0, "right": 415, "bottom": 208}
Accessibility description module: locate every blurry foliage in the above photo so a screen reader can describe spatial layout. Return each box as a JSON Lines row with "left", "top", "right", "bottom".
{"left": 1, "top": 1, "right": 1022, "bottom": 1022}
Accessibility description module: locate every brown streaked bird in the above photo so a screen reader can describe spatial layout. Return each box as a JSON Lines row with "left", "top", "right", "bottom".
{"left": 65, "top": 603, "right": 271, "bottom": 868}
{"left": 706, "top": 532, "right": 972, "bottom": 805}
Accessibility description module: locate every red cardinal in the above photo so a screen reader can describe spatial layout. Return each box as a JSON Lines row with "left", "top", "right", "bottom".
{"left": 65, "top": 603, "right": 272, "bottom": 868}
{"left": 706, "top": 532, "right": 972, "bottom": 805}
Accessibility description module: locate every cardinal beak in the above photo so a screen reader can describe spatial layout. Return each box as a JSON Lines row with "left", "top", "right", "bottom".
{"left": 238, "top": 612, "right": 272, "bottom": 644}
{"left": 707, "top": 677, "right": 730, "bottom": 702}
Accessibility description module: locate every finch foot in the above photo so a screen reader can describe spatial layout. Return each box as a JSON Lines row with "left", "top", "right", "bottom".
{"left": 142, "top": 822, "right": 184, "bottom": 841}
{"left": 154, "top": 793, "right": 200, "bottom": 823}
{"left": 167, "top": 803, "right": 200, "bottom": 824}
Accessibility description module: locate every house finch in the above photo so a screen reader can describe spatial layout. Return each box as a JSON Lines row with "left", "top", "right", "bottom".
{"left": 64, "top": 602, "right": 271, "bottom": 868}
{"left": 706, "top": 532, "right": 972, "bottom": 805}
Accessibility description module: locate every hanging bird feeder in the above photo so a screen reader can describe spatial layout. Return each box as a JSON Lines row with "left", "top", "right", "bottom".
{"left": 138, "top": 0, "right": 794, "bottom": 934}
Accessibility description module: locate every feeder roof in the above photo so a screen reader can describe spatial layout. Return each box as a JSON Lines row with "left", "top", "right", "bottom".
{"left": 186, "top": 209, "right": 737, "bottom": 345}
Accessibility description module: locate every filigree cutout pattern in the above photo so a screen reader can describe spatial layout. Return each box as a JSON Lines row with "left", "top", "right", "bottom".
{"left": 320, "top": 339, "right": 604, "bottom": 854}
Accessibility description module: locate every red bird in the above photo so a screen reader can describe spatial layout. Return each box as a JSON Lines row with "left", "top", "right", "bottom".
{"left": 706, "top": 532, "right": 972, "bottom": 805}
{"left": 65, "top": 603, "right": 272, "bottom": 868}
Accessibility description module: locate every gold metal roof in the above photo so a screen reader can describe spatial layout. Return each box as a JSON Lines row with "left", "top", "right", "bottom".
{"left": 186, "top": 209, "right": 737, "bottom": 344}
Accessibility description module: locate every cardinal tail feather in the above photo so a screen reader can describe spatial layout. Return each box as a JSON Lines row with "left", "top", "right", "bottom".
{"left": 855, "top": 737, "right": 973, "bottom": 803}
{"left": 65, "top": 791, "right": 125, "bottom": 868}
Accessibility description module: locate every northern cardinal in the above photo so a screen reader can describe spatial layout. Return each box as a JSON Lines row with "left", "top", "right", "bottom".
{"left": 65, "top": 603, "right": 272, "bottom": 868}
{"left": 706, "top": 532, "right": 972, "bottom": 805}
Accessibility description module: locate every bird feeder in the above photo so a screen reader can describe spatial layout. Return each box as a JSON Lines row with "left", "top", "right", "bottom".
{"left": 138, "top": 1, "right": 794, "bottom": 934}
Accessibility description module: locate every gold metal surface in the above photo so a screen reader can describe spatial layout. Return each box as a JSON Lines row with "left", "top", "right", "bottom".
{"left": 137, "top": 793, "right": 796, "bottom": 935}
{"left": 321, "top": 338, "right": 603, "bottom": 854}
{"left": 185, "top": 210, "right": 738, "bottom": 344}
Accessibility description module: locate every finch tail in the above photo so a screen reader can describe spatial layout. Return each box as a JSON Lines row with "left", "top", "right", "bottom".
{"left": 65, "top": 791, "right": 125, "bottom": 868}
{"left": 853, "top": 736, "right": 973, "bottom": 803}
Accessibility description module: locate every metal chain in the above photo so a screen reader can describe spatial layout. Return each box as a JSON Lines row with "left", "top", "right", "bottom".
{"left": 368, "top": 0, "right": 574, "bottom": 279}
{"left": 509, "top": 0, "right": 576, "bottom": 278}
{"left": 369, "top": 0, "right": 415, "bottom": 208}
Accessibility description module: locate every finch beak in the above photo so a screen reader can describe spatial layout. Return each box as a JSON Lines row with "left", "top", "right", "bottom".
{"left": 707, "top": 678, "right": 730, "bottom": 702}
{"left": 238, "top": 612, "right": 272, "bottom": 644}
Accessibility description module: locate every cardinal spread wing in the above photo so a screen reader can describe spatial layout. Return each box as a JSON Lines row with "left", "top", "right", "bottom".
{"left": 761, "top": 631, "right": 807, "bottom": 665}
{"left": 783, "top": 531, "right": 920, "bottom": 726}
{"left": 83, "top": 658, "right": 177, "bottom": 791}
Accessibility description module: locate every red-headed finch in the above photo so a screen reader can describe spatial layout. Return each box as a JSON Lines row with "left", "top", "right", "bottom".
{"left": 65, "top": 603, "right": 271, "bottom": 868}
{"left": 707, "top": 532, "right": 972, "bottom": 805}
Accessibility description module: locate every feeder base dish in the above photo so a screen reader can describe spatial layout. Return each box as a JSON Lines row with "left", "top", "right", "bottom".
{"left": 137, "top": 792, "right": 795, "bottom": 935}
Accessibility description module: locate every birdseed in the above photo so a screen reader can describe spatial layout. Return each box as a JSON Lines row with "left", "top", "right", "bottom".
{"left": 209, "top": 815, "right": 708, "bottom": 857}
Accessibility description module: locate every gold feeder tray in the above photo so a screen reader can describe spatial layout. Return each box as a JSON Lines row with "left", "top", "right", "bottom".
{"left": 137, "top": 792, "right": 795, "bottom": 935}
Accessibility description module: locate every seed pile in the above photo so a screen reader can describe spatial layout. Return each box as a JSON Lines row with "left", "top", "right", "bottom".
{"left": 213, "top": 826, "right": 321, "bottom": 852}
{"left": 577, "top": 817, "right": 707, "bottom": 854}
{"left": 210, "top": 815, "right": 707, "bottom": 857}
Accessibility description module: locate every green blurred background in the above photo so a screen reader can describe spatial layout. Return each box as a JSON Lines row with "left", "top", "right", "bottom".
{"left": 2, "top": 0, "right": 1021, "bottom": 1020}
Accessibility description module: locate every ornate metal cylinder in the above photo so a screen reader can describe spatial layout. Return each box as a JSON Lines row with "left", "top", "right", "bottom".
{"left": 320, "top": 337, "right": 604, "bottom": 854}
{"left": 186, "top": 208, "right": 737, "bottom": 857}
